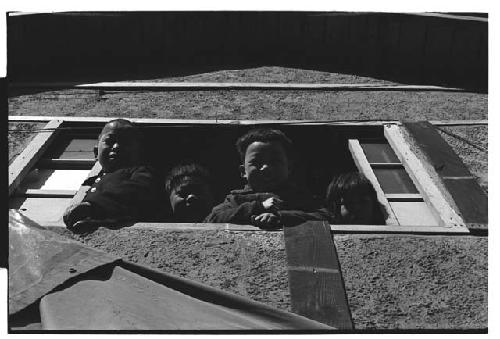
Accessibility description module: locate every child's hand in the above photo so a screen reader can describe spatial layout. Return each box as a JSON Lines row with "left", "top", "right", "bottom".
{"left": 63, "top": 202, "right": 93, "bottom": 229}
{"left": 262, "top": 197, "right": 283, "bottom": 211}
{"left": 70, "top": 217, "right": 134, "bottom": 234}
{"left": 251, "top": 213, "right": 281, "bottom": 229}
{"left": 70, "top": 219, "right": 100, "bottom": 235}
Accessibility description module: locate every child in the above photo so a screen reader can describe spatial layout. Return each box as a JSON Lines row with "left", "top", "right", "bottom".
{"left": 325, "top": 172, "right": 385, "bottom": 225}
{"left": 165, "top": 163, "right": 214, "bottom": 222}
{"left": 63, "top": 119, "right": 163, "bottom": 233}
{"left": 204, "top": 128, "right": 327, "bottom": 228}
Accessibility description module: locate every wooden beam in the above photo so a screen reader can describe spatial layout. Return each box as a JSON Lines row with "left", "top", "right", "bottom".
{"left": 129, "top": 223, "right": 262, "bottom": 231}
{"left": 284, "top": 221, "right": 352, "bottom": 329}
{"left": 39, "top": 220, "right": 466, "bottom": 234}
{"left": 348, "top": 139, "right": 399, "bottom": 226}
{"left": 44, "top": 221, "right": 267, "bottom": 232}
{"left": 9, "top": 82, "right": 466, "bottom": 92}
{"left": 403, "top": 121, "right": 487, "bottom": 226}
{"left": 9, "top": 116, "right": 487, "bottom": 127}
{"left": 15, "top": 189, "right": 76, "bottom": 198}
{"left": 37, "top": 158, "right": 96, "bottom": 170}
{"left": 383, "top": 124, "right": 467, "bottom": 229}
{"left": 429, "top": 120, "right": 488, "bottom": 127}
{"left": 8, "top": 115, "right": 401, "bottom": 126}
{"left": 330, "top": 224, "right": 469, "bottom": 234}
{"left": 441, "top": 179, "right": 488, "bottom": 228}
{"left": 9, "top": 120, "right": 63, "bottom": 196}
{"left": 404, "top": 121, "right": 482, "bottom": 177}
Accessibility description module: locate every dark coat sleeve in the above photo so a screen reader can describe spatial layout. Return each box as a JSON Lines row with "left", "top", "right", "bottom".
{"left": 83, "top": 167, "right": 162, "bottom": 220}
{"left": 204, "top": 196, "right": 265, "bottom": 224}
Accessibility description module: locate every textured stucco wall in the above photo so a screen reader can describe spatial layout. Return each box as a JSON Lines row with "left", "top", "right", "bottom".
{"left": 334, "top": 234, "right": 487, "bottom": 330}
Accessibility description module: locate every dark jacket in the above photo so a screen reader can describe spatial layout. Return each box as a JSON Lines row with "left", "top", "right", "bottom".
{"left": 82, "top": 165, "right": 164, "bottom": 221}
{"left": 204, "top": 183, "right": 329, "bottom": 226}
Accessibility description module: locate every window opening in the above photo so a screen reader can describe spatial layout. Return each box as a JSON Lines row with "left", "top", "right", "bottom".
{"left": 9, "top": 120, "right": 468, "bottom": 232}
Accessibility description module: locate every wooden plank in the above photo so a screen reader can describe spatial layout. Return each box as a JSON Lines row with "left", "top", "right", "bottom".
{"left": 429, "top": 120, "right": 488, "bottom": 126}
{"left": 8, "top": 115, "right": 402, "bottom": 126}
{"left": 284, "top": 221, "right": 353, "bottom": 329}
{"left": 17, "top": 217, "right": 470, "bottom": 234}
{"left": 404, "top": 121, "right": 478, "bottom": 177}
{"left": 8, "top": 116, "right": 489, "bottom": 127}
{"left": 330, "top": 224, "right": 469, "bottom": 234}
{"left": 348, "top": 139, "right": 399, "bottom": 225}
{"left": 442, "top": 178, "right": 488, "bottom": 226}
{"left": 9, "top": 120, "right": 63, "bottom": 196}
{"left": 384, "top": 124, "right": 467, "bottom": 229}
{"left": 15, "top": 189, "right": 76, "bottom": 198}
{"left": 9, "top": 82, "right": 465, "bottom": 92}
{"left": 37, "top": 158, "right": 95, "bottom": 169}
{"left": 403, "top": 121, "right": 487, "bottom": 225}
{"left": 129, "top": 223, "right": 263, "bottom": 232}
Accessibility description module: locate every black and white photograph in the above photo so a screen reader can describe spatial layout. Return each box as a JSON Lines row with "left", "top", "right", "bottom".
{"left": 5, "top": 1, "right": 490, "bottom": 333}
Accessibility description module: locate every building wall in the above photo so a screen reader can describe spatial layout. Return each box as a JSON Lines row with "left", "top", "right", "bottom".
{"left": 8, "top": 12, "right": 487, "bottom": 91}
{"left": 334, "top": 234, "right": 487, "bottom": 330}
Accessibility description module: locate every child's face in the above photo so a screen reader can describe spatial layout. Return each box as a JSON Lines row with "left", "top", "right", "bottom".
{"left": 241, "top": 141, "right": 290, "bottom": 192}
{"left": 169, "top": 178, "right": 214, "bottom": 222}
{"left": 96, "top": 125, "right": 140, "bottom": 172}
{"left": 338, "top": 193, "right": 375, "bottom": 224}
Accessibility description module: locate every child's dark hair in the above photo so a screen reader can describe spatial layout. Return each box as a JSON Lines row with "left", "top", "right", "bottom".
{"left": 99, "top": 118, "right": 143, "bottom": 141}
{"left": 165, "top": 163, "right": 211, "bottom": 194}
{"left": 325, "top": 172, "right": 378, "bottom": 212}
{"left": 235, "top": 128, "right": 293, "bottom": 161}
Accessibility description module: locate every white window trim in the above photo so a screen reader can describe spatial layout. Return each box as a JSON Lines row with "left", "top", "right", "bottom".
{"left": 384, "top": 124, "right": 467, "bottom": 229}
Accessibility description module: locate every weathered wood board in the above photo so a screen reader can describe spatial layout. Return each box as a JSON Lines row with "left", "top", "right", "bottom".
{"left": 384, "top": 124, "right": 466, "bottom": 229}
{"left": 403, "top": 121, "right": 488, "bottom": 227}
{"left": 283, "top": 221, "right": 353, "bottom": 330}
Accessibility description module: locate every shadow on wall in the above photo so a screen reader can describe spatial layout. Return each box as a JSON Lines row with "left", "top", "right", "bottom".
{"left": 7, "top": 12, "right": 488, "bottom": 93}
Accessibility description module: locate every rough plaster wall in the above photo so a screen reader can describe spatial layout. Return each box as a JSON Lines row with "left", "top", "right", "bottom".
{"left": 334, "top": 234, "right": 487, "bottom": 330}
{"left": 8, "top": 122, "right": 44, "bottom": 165}
{"left": 8, "top": 89, "right": 487, "bottom": 121}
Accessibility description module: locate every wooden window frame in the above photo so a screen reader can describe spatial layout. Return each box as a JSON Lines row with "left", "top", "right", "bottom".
{"left": 9, "top": 117, "right": 472, "bottom": 234}
{"left": 336, "top": 124, "right": 468, "bottom": 234}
